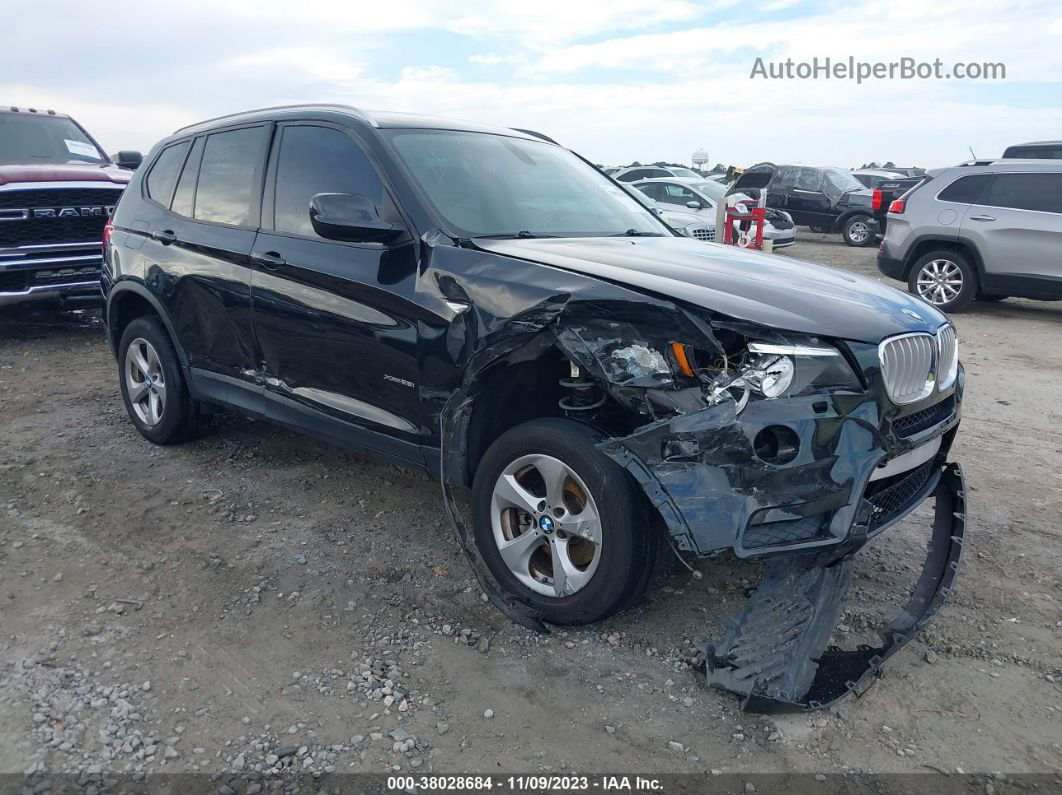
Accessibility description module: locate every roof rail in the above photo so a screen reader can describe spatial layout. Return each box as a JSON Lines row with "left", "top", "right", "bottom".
{"left": 174, "top": 103, "right": 369, "bottom": 134}
{"left": 511, "top": 128, "right": 560, "bottom": 145}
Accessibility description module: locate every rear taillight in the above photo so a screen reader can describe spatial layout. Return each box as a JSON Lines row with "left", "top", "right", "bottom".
{"left": 872, "top": 189, "right": 882, "bottom": 211}
{"left": 888, "top": 199, "right": 906, "bottom": 214}
{"left": 102, "top": 218, "right": 114, "bottom": 248}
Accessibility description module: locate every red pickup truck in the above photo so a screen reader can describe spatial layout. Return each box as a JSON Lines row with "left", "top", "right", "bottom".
{"left": 0, "top": 106, "right": 140, "bottom": 307}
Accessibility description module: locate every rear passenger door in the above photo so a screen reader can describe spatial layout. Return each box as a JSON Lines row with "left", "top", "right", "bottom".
{"left": 787, "top": 168, "right": 833, "bottom": 226}
{"left": 250, "top": 121, "right": 423, "bottom": 464}
{"left": 143, "top": 124, "right": 269, "bottom": 408}
{"left": 961, "top": 171, "right": 1062, "bottom": 287}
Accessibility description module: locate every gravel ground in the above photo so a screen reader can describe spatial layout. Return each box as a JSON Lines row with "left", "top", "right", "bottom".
{"left": 1, "top": 231, "right": 1060, "bottom": 788}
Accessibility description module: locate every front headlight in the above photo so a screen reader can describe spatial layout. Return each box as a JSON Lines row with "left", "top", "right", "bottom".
{"left": 673, "top": 337, "right": 862, "bottom": 408}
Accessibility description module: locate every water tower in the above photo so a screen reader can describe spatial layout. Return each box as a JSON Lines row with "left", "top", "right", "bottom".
{"left": 692, "top": 149, "right": 710, "bottom": 172}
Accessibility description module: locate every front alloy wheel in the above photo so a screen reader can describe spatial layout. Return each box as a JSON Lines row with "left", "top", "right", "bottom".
{"left": 471, "top": 417, "right": 654, "bottom": 625}
{"left": 490, "top": 453, "right": 602, "bottom": 598}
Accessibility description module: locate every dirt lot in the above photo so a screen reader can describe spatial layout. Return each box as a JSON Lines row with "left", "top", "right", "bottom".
{"left": 1, "top": 233, "right": 1060, "bottom": 788}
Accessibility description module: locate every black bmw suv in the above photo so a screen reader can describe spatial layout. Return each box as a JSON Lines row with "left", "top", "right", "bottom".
{"left": 104, "top": 106, "right": 966, "bottom": 710}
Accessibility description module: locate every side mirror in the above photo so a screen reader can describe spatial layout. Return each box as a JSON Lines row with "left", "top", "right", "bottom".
{"left": 113, "top": 150, "right": 143, "bottom": 170}
{"left": 686, "top": 200, "right": 702, "bottom": 209}
{"left": 309, "top": 193, "right": 404, "bottom": 244}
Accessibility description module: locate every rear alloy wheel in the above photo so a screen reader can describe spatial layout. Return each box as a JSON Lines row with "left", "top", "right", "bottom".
{"left": 471, "top": 418, "right": 653, "bottom": 625}
{"left": 118, "top": 316, "right": 200, "bottom": 444}
{"left": 842, "top": 215, "right": 874, "bottom": 246}
{"left": 125, "top": 337, "right": 167, "bottom": 427}
{"left": 908, "top": 250, "right": 978, "bottom": 312}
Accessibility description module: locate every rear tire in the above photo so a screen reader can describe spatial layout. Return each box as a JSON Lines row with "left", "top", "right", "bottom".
{"left": 471, "top": 418, "right": 653, "bottom": 625}
{"left": 907, "top": 250, "right": 978, "bottom": 312}
{"left": 842, "top": 215, "right": 874, "bottom": 247}
{"left": 118, "top": 316, "right": 200, "bottom": 444}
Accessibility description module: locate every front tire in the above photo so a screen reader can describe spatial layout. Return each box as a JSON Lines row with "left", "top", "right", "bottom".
{"left": 908, "top": 250, "right": 978, "bottom": 312}
{"left": 842, "top": 215, "right": 874, "bottom": 247}
{"left": 471, "top": 418, "right": 652, "bottom": 625}
{"left": 118, "top": 316, "right": 199, "bottom": 444}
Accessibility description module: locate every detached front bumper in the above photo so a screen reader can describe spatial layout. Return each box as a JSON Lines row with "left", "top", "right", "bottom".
{"left": 708, "top": 462, "right": 965, "bottom": 712}
{"left": 595, "top": 385, "right": 965, "bottom": 712}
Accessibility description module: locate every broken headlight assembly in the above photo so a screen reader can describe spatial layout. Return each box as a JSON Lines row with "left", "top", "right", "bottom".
{"left": 670, "top": 337, "right": 862, "bottom": 409}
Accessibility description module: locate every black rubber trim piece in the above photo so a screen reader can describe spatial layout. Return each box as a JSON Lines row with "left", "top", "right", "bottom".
{"left": 707, "top": 462, "right": 966, "bottom": 713}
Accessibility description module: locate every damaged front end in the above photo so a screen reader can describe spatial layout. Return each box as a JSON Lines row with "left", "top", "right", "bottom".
{"left": 432, "top": 254, "right": 965, "bottom": 713}
{"left": 563, "top": 308, "right": 965, "bottom": 712}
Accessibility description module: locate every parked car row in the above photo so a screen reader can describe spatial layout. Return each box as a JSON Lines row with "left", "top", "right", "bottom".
{"left": 631, "top": 177, "right": 796, "bottom": 248}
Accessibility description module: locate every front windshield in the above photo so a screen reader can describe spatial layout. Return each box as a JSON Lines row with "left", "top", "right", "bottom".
{"left": 826, "top": 169, "right": 864, "bottom": 193}
{"left": 690, "top": 180, "right": 728, "bottom": 201}
{"left": 387, "top": 130, "right": 670, "bottom": 238}
{"left": 0, "top": 114, "right": 106, "bottom": 165}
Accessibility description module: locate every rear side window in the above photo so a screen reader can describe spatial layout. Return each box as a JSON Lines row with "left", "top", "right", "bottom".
{"left": 634, "top": 183, "right": 662, "bottom": 200}
{"left": 618, "top": 169, "right": 651, "bottom": 182}
{"left": 795, "top": 168, "right": 824, "bottom": 191}
{"left": 938, "top": 174, "right": 990, "bottom": 204}
{"left": 171, "top": 137, "right": 204, "bottom": 217}
{"left": 1003, "top": 146, "right": 1062, "bottom": 159}
{"left": 771, "top": 166, "right": 799, "bottom": 189}
{"left": 145, "top": 142, "right": 190, "bottom": 205}
{"left": 980, "top": 173, "right": 1062, "bottom": 213}
{"left": 272, "top": 125, "right": 384, "bottom": 238}
{"left": 658, "top": 183, "right": 698, "bottom": 206}
{"left": 194, "top": 126, "right": 267, "bottom": 226}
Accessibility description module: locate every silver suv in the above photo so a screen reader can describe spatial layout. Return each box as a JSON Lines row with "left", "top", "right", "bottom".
{"left": 878, "top": 160, "right": 1062, "bottom": 312}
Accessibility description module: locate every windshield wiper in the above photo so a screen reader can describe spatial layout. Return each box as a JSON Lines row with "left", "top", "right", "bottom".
{"left": 472, "top": 231, "right": 557, "bottom": 240}
{"left": 609, "top": 229, "right": 667, "bottom": 237}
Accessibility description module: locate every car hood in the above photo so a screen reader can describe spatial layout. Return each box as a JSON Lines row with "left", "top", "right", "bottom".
{"left": 0, "top": 163, "right": 131, "bottom": 187}
{"left": 473, "top": 236, "right": 945, "bottom": 342}
{"left": 660, "top": 208, "right": 709, "bottom": 227}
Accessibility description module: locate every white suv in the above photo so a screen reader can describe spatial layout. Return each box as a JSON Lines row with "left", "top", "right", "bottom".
{"left": 877, "top": 160, "right": 1062, "bottom": 312}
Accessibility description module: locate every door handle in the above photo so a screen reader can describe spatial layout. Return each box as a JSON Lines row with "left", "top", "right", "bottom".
{"left": 150, "top": 229, "right": 177, "bottom": 245}
{"left": 968, "top": 214, "right": 996, "bottom": 222}
{"left": 250, "top": 251, "right": 287, "bottom": 269}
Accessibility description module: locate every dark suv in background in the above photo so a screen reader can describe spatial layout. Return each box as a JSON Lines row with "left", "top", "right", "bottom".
{"left": 103, "top": 105, "right": 966, "bottom": 712}
{"left": 0, "top": 106, "right": 140, "bottom": 307}
{"left": 729, "top": 163, "right": 876, "bottom": 246}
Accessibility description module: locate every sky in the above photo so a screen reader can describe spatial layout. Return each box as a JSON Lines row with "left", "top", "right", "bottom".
{"left": 4, "top": 0, "right": 1061, "bottom": 170}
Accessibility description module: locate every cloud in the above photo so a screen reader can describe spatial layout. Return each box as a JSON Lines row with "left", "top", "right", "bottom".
{"left": 1, "top": 0, "right": 1058, "bottom": 167}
